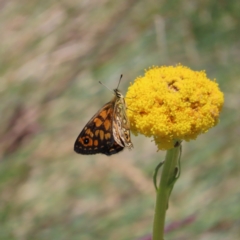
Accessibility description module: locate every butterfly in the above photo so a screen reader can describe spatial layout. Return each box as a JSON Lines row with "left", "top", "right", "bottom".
{"left": 74, "top": 75, "right": 133, "bottom": 156}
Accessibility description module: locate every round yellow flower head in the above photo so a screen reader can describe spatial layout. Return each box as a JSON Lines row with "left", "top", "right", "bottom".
{"left": 126, "top": 65, "right": 224, "bottom": 150}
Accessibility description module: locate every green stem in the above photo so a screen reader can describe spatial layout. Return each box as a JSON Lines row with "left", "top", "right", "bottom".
{"left": 152, "top": 145, "right": 181, "bottom": 240}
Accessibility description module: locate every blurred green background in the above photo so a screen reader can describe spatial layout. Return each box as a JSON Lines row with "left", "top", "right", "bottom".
{"left": 0, "top": 1, "right": 239, "bottom": 240}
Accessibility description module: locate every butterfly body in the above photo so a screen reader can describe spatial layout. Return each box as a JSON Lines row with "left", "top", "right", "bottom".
{"left": 74, "top": 88, "right": 133, "bottom": 156}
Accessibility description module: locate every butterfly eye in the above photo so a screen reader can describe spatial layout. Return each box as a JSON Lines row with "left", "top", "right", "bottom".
{"left": 79, "top": 136, "right": 93, "bottom": 147}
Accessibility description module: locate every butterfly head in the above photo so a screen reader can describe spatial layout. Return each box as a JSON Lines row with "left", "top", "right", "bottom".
{"left": 113, "top": 89, "right": 124, "bottom": 99}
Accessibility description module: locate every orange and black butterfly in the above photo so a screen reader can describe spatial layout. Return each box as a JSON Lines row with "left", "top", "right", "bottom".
{"left": 74, "top": 75, "right": 133, "bottom": 156}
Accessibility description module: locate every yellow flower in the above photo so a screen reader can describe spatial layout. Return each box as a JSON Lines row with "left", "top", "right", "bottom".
{"left": 126, "top": 65, "right": 224, "bottom": 150}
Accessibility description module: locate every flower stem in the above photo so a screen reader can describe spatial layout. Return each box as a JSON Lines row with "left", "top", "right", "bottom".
{"left": 152, "top": 145, "right": 181, "bottom": 240}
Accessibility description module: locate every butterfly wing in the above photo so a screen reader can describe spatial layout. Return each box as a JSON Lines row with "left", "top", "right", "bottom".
{"left": 74, "top": 100, "right": 124, "bottom": 155}
{"left": 113, "top": 96, "right": 133, "bottom": 149}
{"left": 102, "top": 141, "right": 124, "bottom": 156}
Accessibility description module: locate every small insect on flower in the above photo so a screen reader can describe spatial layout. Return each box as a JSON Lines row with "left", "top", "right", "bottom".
{"left": 74, "top": 75, "right": 133, "bottom": 156}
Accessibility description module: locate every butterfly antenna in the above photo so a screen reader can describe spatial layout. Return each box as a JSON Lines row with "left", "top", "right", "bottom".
{"left": 99, "top": 74, "right": 123, "bottom": 92}
{"left": 99, "top": 81, "right": 114, "bottom": 93}
{"left": 116, "top": 74, "right": 123, "bottom": 90}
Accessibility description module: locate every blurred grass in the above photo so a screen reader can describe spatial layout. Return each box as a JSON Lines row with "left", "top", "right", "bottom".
{"left": 0, "top": 1, "right": 240, "bottom": 240}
